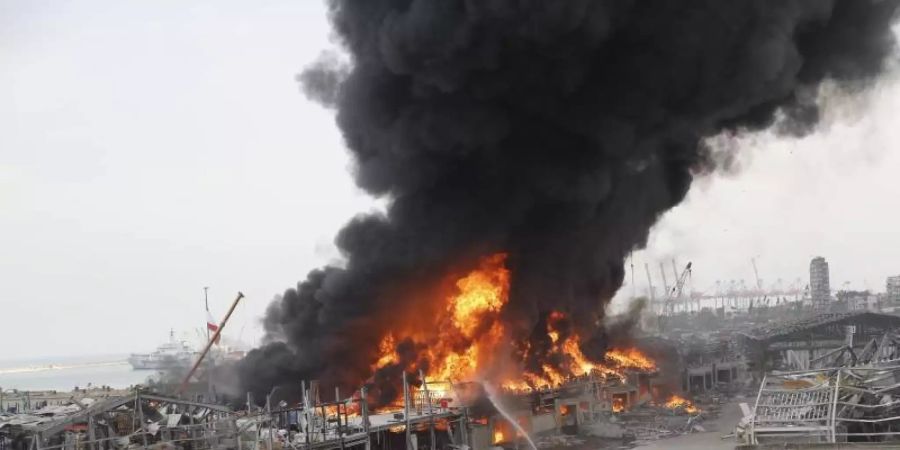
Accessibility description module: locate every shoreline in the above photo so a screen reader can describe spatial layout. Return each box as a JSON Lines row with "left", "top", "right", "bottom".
{"left": 0, "top": 358, "right": 155, "bottom": 393}
{"left": 0, "top": 360, "right": 128, "bottom": 376}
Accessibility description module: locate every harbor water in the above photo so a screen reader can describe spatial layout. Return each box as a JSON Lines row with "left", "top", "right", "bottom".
{"left": 0, "top": 355, "right": 159, "bottom": 391}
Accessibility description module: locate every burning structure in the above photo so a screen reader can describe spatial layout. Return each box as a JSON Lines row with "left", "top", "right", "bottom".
{"left": 243, "top": 0, "right": 900, "bottom": 410}
{"left": 230, "top": 0, "right": 900, "bottom": 449}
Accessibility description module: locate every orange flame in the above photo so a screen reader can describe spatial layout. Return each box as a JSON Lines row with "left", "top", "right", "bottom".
{"left": 664, "top": 395, "right": 700, "bottom": 414}
{"left": 323, "top": 404, "right": 361, "bottom": 418}
{"left": 369, "top": 252, "right": 657, "bottom": 400}
{"left": 606, "top": 348, "right": 656, "bottom": 371}
{"left": 373, "top": 333, "right": 399, "bottom": 370}
{"left": 493, "top": 429, "right": 505, "bottom": 444}
{"left": 448, "top": 254, "right": 509, "bottom": 338}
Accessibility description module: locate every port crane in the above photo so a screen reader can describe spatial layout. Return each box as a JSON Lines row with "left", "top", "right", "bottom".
{"left": 656, "top": 261, "right": 692, "bottom": 332}
{"left": 671, "top": 259, "right": 680, "bottom": 287}
{"left": 644, "top": 263, "right": 656, "bottom": 302}
{"left": 751, "top": 257, "right": 769, "bottom": 307}
{"left": 751, "top": 257, "right": 763, "bottom": 291}
{"left": 663, "top": 261, "right": 692, "bottom": 316}
{"left": 659, "top": 262, "right": 670, "bottom": 297}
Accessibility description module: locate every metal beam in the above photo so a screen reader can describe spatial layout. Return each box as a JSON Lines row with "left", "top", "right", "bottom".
{"left": 139, "top": 394, "right": 232, "bottom": 413}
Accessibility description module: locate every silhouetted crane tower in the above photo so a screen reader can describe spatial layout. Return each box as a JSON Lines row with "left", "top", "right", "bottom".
{"left": 644, "top": 263, "right": 655, "bottom": 302}
{"left": 663, "top": 261, "right": 693, "bottom": 316}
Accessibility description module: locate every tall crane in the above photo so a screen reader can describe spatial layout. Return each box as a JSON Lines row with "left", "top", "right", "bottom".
{"left": 670, "top": 259, "right": 680, "bottom": 286}
{"left": 664, "top": 262, "right": 693, "bottom": 316}
{"left": 751, "top": 257, "right": 767, "bottom": 308}
{"left": 644, "top": 263, "right": 656, "bottom": 302}
{"left": 659, "top": 262, "right": 670, "bottom": 297}
{"left": 658, "top": 262, "right": 692, "bottom": 331}
{"left": 751, "top": 257, "right": 763, "bottom": 292}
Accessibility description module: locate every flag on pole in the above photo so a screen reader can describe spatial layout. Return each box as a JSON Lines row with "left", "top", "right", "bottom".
{"left": 206, "top": 310, "right": 221, "bottom": 344}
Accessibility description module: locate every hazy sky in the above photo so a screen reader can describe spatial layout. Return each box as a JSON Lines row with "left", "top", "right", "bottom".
{"left": 2, "top": 1, "right": 900, "bottom": 360}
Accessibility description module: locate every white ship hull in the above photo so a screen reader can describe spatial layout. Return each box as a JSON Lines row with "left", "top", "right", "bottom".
{"left": 129, "top": 330, "right": 197, "bottom": 370}
{"left": 127, "top": 354, "right": 192, "bottom": 370}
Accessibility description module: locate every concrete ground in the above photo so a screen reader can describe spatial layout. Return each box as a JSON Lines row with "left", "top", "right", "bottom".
{"left": 632, "top": 401, "right": 744, "bottom": 450}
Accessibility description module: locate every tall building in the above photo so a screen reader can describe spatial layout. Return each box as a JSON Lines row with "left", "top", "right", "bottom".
{"left": 810, "top": 256, "right": 831, "bottom": 303}
{"left": 888, "top": 275, "right": 900, "bottom": 304}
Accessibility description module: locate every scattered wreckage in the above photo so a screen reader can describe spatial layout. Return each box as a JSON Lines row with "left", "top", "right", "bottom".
{"left": 741, "top": 330, "right": 900, "bottom": 445}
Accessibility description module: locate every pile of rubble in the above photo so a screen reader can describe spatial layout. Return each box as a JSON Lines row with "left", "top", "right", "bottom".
{"left": 1, "top": 392, "right": 238, "bottom": 450}
{"left": 745, "top": 364, "right": 900, "bottom": 445}
{"left": 578, "top": 397, "right": 714, "bottom": 447}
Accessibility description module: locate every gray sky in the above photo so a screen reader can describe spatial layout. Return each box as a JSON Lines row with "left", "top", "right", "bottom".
{"left": 2, "top": 1, "right": 899, "bottom": 360}
{"left": 614, "top": 71, "right": 900, "bottom": 306}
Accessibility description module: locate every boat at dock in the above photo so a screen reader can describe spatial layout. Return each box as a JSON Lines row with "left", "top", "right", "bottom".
{"left": 127, "top": 330, "right": 195, "bottom": 370}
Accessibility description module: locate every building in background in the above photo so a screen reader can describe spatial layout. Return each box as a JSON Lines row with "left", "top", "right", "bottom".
{"left": 837, "top": 290, "right": 880, "bottom": 312}
{"left": 810, "top": 256, "right": 831, "bottom": 303}
{"left": 888, "top": 275, "right": 900, "bottom": 304}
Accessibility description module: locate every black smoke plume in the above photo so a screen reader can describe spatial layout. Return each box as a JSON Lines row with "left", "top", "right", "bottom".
{"left": 239, "top": 0, "right": 899, "bottom": 403}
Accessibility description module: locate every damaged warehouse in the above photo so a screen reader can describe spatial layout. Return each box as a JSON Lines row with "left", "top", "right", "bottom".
{"left": 0, "top": 392, "right": 237, "bottom": 450}
{"left": 737, "top": 312, "right": 900, "bottom": 376}
{"left": 743, "top": 333, "right": 900, "bottom": 445}
{"left": 729, "top": 312, "right": 900, "bottom": 446}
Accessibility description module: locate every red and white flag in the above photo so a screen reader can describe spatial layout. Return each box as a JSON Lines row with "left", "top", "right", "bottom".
{"left": 206, "top": 310, "right": 221, "bottom": 344}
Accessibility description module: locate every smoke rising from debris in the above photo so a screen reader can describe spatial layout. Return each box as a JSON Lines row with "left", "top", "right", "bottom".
{"left": 238, "top": 0, "right": 900, "bottom": 401}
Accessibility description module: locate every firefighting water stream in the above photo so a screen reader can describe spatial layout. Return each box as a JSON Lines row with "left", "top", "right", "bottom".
{"left": 482, "top": 382, "right": 537, "bottom": 450}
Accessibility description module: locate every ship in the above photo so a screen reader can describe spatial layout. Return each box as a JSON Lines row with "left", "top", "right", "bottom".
{"left": 128, "top": 330, "right": 196, "bottom": 370}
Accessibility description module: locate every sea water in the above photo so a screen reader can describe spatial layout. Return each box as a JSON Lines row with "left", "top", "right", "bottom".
{"left": 0, "top": 355, "right": 158, "bottom": 391}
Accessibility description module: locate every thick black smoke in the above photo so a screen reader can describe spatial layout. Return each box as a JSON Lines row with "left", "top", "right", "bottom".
{"left": 239, "top": 0, "right": 899, "bottom": 402}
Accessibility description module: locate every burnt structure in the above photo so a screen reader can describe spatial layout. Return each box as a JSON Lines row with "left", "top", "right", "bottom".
{"left": 737, "top": 312, "right": 900, "bottom": 377}
{"left": 0, "top": 392, "right": 236, "bottom": 450}
{"left": 745, "top": 330, "right": 900, "bottom": 445}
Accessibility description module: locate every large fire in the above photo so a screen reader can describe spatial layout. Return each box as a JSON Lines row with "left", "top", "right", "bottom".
{"left": 369, "top": 253, "right": 655, "bottom": 400}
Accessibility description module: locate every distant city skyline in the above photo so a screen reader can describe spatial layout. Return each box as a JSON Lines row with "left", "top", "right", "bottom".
{"left": 623, "top": 254, "right": 899, "bottom": 303}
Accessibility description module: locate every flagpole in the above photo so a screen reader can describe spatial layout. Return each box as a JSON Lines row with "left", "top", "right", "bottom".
{"left": 177, "top": 291, "right": 245, "bottom": 396}
{"left": 203, "top": 286, "right": 213, "bottom": 401}
{"left": 204, "top": 286, "right": 210, "bottom": 341}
